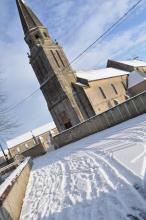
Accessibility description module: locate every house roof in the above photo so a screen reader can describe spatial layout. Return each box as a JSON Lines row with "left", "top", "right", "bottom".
{"left": 76, "top": 67, "right": 129, "bottom": 82}
{"left": 117, "top": 60, "right": 146, "bottom": 67}
{"left": 128, "top": 71, "right": 146, "bottom": 88}
{"left": 6, "top": 122, "right": 55, "bottom": 149}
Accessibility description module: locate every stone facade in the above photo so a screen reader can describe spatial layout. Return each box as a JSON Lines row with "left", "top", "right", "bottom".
{"left": 74, "top": 74, "right": 128, "bottom": 117}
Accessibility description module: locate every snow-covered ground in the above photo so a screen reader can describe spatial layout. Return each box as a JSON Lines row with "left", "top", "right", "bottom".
{"left": 20, "top": 114, "right": 146, "bottom": 220}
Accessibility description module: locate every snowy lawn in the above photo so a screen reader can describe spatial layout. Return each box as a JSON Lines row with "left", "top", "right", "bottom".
{"left": 20, "top": 114, "right": 146, "bottom": 220}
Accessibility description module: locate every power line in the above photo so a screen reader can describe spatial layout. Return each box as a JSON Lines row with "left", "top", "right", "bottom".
{"left": 6, "top": 88, "right": 40, "bottom": 113}
{"left": 7, "top": 0, "right": 143, "bottom": 113}
{"left": 70, "top": 0, "right": 143, "bottom": 65}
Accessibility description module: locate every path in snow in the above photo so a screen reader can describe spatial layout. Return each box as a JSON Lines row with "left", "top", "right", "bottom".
{"left": 20, "top": 114, "right": 146, "bottom": 220}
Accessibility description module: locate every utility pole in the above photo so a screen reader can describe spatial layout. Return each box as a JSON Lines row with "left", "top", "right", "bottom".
{"left": 0, "top": 144, "right": 9, "bottom": 163}
{"left": 31, "top": 131, "right": 38, "bottom": 145}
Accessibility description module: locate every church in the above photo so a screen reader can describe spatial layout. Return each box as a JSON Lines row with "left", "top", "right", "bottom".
{"left": 16, "top": 0, "right": 146, "bottom": 132}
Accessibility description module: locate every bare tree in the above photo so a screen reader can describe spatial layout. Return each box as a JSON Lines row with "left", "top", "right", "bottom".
{"left": 0, "top": 76, "right": 17, "bottom": 141}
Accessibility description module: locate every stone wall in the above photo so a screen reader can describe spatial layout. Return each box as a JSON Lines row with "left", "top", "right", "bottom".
{"left": 54, "top": 92, "right": 146, "bottom": 148}
{"left": 0, "top": 158, "right": 32, "bottom": 220}
{"left": 21, "top": 142, "right": 47, "bottom": 158}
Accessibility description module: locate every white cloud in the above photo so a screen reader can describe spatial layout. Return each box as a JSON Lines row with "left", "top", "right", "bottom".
{"left": 72, "top": 20, "right": 146, "bottom": 69}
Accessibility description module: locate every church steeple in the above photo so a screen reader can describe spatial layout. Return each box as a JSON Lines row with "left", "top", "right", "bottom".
{"left": 16, "top": 0, "right": 85, "bottom": 132}
{"left": 16, "top": 0, "right": 43, "bottom": 35}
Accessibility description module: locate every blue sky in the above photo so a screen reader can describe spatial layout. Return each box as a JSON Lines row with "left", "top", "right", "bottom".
{"left": 0, "top": 0, "right": 146, "bottom": 144}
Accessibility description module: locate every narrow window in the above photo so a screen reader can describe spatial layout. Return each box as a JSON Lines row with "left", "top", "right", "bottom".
{"left": 111, "top": 84, "right": 118, "bottom": 94}
{"left": 121, "top": 81, "right": 126, "bottom": 90}
{"left": 56, "top": 50, "right": 65, "bottom": 67}
{"left": 44, "top": 32, "right": 48, "bottom": 37}
{"left": 50, "top": 50, "right": 60, "bottom": 68}
{"left": 99, "top": 87, "right": 106, "bottom": 99}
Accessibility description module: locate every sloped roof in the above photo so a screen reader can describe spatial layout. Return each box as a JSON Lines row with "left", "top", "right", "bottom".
{"left": 118, "top": 60, "right": 146, "bottom": 67}
{"left": 7, "top": 122, "right": 55, "bottom": 149}
{"left": 16, "top": 0, "right": 44, "bottom": 34}
{"left": 76, "top": 67, "right": 129, "bottom": 82}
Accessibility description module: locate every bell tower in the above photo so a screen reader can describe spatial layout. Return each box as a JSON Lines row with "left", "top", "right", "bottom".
{"left": 16, "top": 0, "right": 84, "bottom": 131}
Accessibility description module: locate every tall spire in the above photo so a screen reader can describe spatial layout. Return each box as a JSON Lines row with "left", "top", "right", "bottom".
{"left": 16, "top": 0, "right": 44, "bottom": 35}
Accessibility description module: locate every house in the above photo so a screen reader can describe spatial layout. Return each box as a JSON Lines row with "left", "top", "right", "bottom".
{"left": 6, "top": 122, "right": 57, "bottom": 158}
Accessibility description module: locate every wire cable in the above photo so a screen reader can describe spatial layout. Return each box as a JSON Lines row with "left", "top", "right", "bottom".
{"left": 70, "top": 0, "right": 143, "bottom": 65}
{"left": 6, "top": 0, "right": 144, "bottom": 113}
{"left": 6, "top": 88, "right": 40, "bottom": 113}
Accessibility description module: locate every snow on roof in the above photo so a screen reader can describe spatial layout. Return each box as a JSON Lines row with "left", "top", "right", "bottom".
{"left": 128, "top": 71, "right": 146, "bottom": 88}
{"left": 33, "top": 122, "right": 55, "bottom": 136}
{"left": 74, "top": 82, "right": 88, "bottom": 87}
{"left": 7, "top": 132, "right": 33, "bottom": 149}
{"left": 76, "top": 67, "right": 129, "bottom": 81}
{"left": 7, "top": 122, "right": 55, "bottom": 149}
{"left": 118, "top": 60, "right": 146, "bottom": 67}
